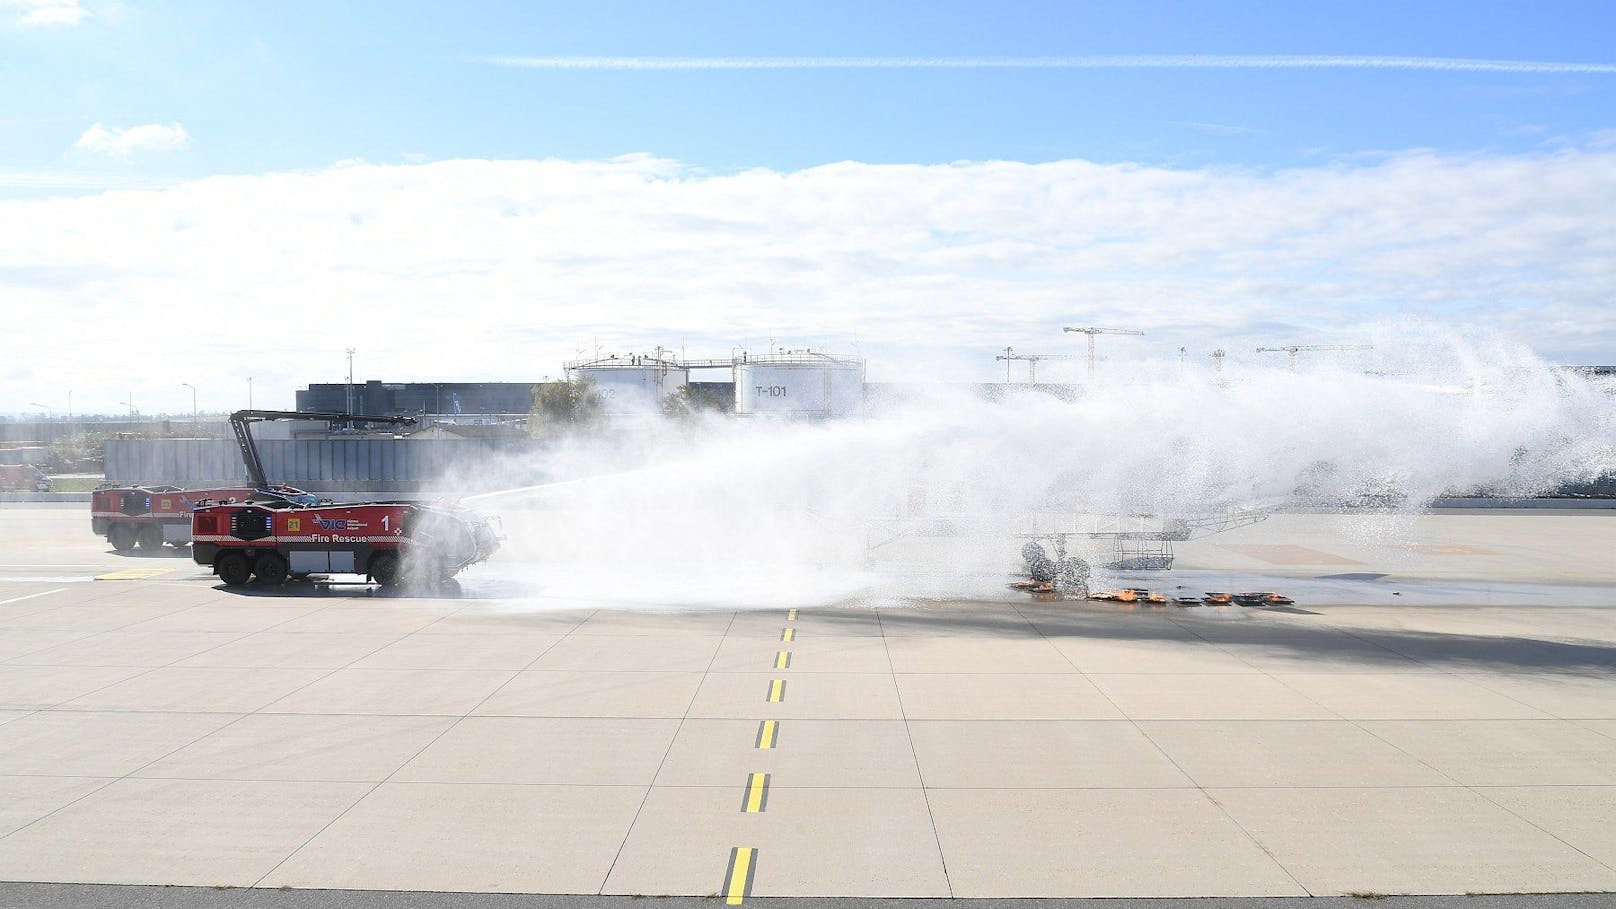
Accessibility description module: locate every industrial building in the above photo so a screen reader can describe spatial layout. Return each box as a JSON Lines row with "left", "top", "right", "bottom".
{"left": 732, "top": 351, "right": 866, "bottom": 418}
{"left": 295, "top": 381, "right": 534, "bottom": 417}
{"left": 564, "top": 354, "right": 691, "bottom": 418}
{"left": 293, "top": 349, "right": 870, "bottom": 423}
{"left": 564, "top": 349, "right": 867, "bottom": 419}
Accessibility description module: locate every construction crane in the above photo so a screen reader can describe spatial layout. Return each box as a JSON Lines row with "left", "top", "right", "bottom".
{"left": 995, "top": 347, "right": 1077, "bottom": 383}
{"left": 1062, "top": 326, "right": 1144, "bottom": 375}
{"left": 1255, "top": 344, "right": 1374, "bottom": 372}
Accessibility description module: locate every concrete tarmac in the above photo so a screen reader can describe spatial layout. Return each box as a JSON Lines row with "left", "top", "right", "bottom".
{"left": 4, "top": 883, "right": 1616, "bottom": 909}
{"left": 0, "top": 503, "right": 1613, "bottom": 902}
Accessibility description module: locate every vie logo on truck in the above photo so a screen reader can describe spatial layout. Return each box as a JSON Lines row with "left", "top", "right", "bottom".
{"left": 312, "top": 516, "right": 368, "bottom": 531}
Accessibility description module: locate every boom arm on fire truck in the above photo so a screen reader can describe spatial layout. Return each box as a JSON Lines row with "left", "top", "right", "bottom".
{"left": 229, "top": 410, "right": 419, "bottom": 491}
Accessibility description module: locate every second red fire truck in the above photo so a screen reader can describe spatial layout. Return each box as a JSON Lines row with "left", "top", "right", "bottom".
{"left": 91, "top": 483, "right": 313, "bottom": 551}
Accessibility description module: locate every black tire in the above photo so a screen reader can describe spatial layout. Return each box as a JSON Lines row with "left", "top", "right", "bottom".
{"left": 423, "top": 556, "right": 454, "bottom": 584}
{"left": 253, "top": 552, "right": 289, "bottom": 586}
{"left": 136, "top": 524, "right": 165, "bottom": 550}
{"left": 108, "top": 524, "right": 137, "bottom": 552}
{"left": 369, "top": 552, "right": 400, "bottom": 587}
{"left": 216, "top": 551, "right": 251, "bottom": 587}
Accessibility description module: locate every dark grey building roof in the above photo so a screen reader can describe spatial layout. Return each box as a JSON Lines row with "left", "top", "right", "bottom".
{"left": 296, "top": 381, "right": 534, "bottom": 416}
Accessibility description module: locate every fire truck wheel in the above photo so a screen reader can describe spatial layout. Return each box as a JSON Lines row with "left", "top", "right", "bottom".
{"left": 216, "top": 551, "right": 251, "bottom": 587}
{"left": 369, "top": 552, "right": 400, "bottom": 587}
{"left": 253, "top": 553, "right": 289, "bottom": 586}
{"left": 107, "top": 524, "right": 138, "bottom": 552}
{"left": 419, "top": 556, "right": 453, "bottom": 584}
{"left": 136, "top": 525, "right": 165, "bottom": 550}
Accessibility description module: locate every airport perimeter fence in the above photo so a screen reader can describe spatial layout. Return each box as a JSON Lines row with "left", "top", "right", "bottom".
{"left": 104, "top": 437, "right": 540, "bottom": 492}
{"left": 1558, "top": 475, "right": 1616, "bottom": 497}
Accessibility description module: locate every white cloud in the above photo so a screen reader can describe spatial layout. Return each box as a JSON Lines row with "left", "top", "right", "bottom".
{"left": 0, "top": 149, "right": 1613, "bottom": 414}
{"left": 0, "top": 169, "right": 177, "bottom": 190}
{"left": 73, "top": 122, "right": 192, "bottom": 157}
{"left": 2, "top": 0, "right": 89, "bottom": 26}
{"left": 481, "top": 54, "right": 1616, "bottom": 74}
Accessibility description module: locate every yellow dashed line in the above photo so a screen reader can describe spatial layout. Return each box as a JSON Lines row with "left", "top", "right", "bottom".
{"left": 742, "top": 772, "right": 770, "bottom": 813}
{"left": 94, "top": 568, "right": 175, "bottom": 581}
{"left": 767, "top": 678, "right": 785, "bottom": 703}
{"left": 780, "top": 627, "right": 795, "bottom": 642}
{"left": 786, "top": 608, "right": 798, "bottom": 621}
{"left": 773, "top": 650, "right": 792, "bottom": 670}
{"left": 755, "top": 719, "right": 778, "bottom": 749}
{"left": 723, "top": 846, "right": 756, "bottom": 905}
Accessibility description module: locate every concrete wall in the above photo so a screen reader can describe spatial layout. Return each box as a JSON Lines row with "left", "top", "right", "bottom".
{"left": 104, "top": 437, "right": 539, "bottom": 491}
{"left": 0, "top": 448, "right": 49, "bottom": 465}
{"left": 98, "top": 433, "right": 1616, "bottom": 498}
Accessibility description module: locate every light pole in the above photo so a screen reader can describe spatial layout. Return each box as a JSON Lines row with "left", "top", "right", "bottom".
{"left": 120, "top": 394, "right": 135, "bottom": 418}
{"left": 29, "top": 402, "right": 48, "bottom": 420}
{"left": 345, "top": 348, "right": 356, "bottom": 414}
{"left": 181, "top": 383, "right": 197, "bottom": 426}
{"left": 247, "top": 377, "right": 253, "bottom": 409}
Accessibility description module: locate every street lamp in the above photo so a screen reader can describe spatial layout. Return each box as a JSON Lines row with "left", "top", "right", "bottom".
{"left": 247, "top": 377, "right": 253, "bottom": 409}
{"left": 120, "top": 394, "right": 135, "bottom": 418}
{"left": 345, "top": 348, "right": 356, "bottom": 414}
{"left": 28, "top": 402, "right": 48, "bottom": 420}
{"left": 181, "top": 383, "right": 197, "bottom": 425}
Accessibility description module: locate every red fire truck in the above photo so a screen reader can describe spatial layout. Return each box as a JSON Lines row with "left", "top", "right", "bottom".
{"left": 0, "top": 464, "right": 52, "bottom": 492}
{"left": 92, "top": 483, "right": 311, "bottom": 551}
{"left": 191, "top": 498, "right": 499, "bottom": 587}
{"left": 188, "top": 410, "right": 499, "bottom": 587}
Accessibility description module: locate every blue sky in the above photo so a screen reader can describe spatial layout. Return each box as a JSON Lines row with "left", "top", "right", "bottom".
{"left": 1, "top": 1, "right": 1615, "bottom": 415}
{"left": 6, "top": 0, "right": 1615, "bottom": 177}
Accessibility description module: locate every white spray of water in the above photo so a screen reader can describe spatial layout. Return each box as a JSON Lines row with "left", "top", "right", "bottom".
{"left": 449, "top": 330, "right": 1616, "bottom": 610}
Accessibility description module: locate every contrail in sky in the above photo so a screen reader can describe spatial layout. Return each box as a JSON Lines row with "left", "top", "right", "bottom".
{"left": 480, "top": 54, "right": 1616, "bottom": 74}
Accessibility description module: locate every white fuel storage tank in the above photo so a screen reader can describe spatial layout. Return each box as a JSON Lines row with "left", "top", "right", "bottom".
{"left": 733, "top": 352, "right": 865, "bottom": 418}
{"left": 568, "top": 356, "right": 689, "bottom": 417}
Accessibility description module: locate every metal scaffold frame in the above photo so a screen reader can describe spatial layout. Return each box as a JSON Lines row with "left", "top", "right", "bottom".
{"left": 1020, "top": 508, "right": 1273, "bottom": 571}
